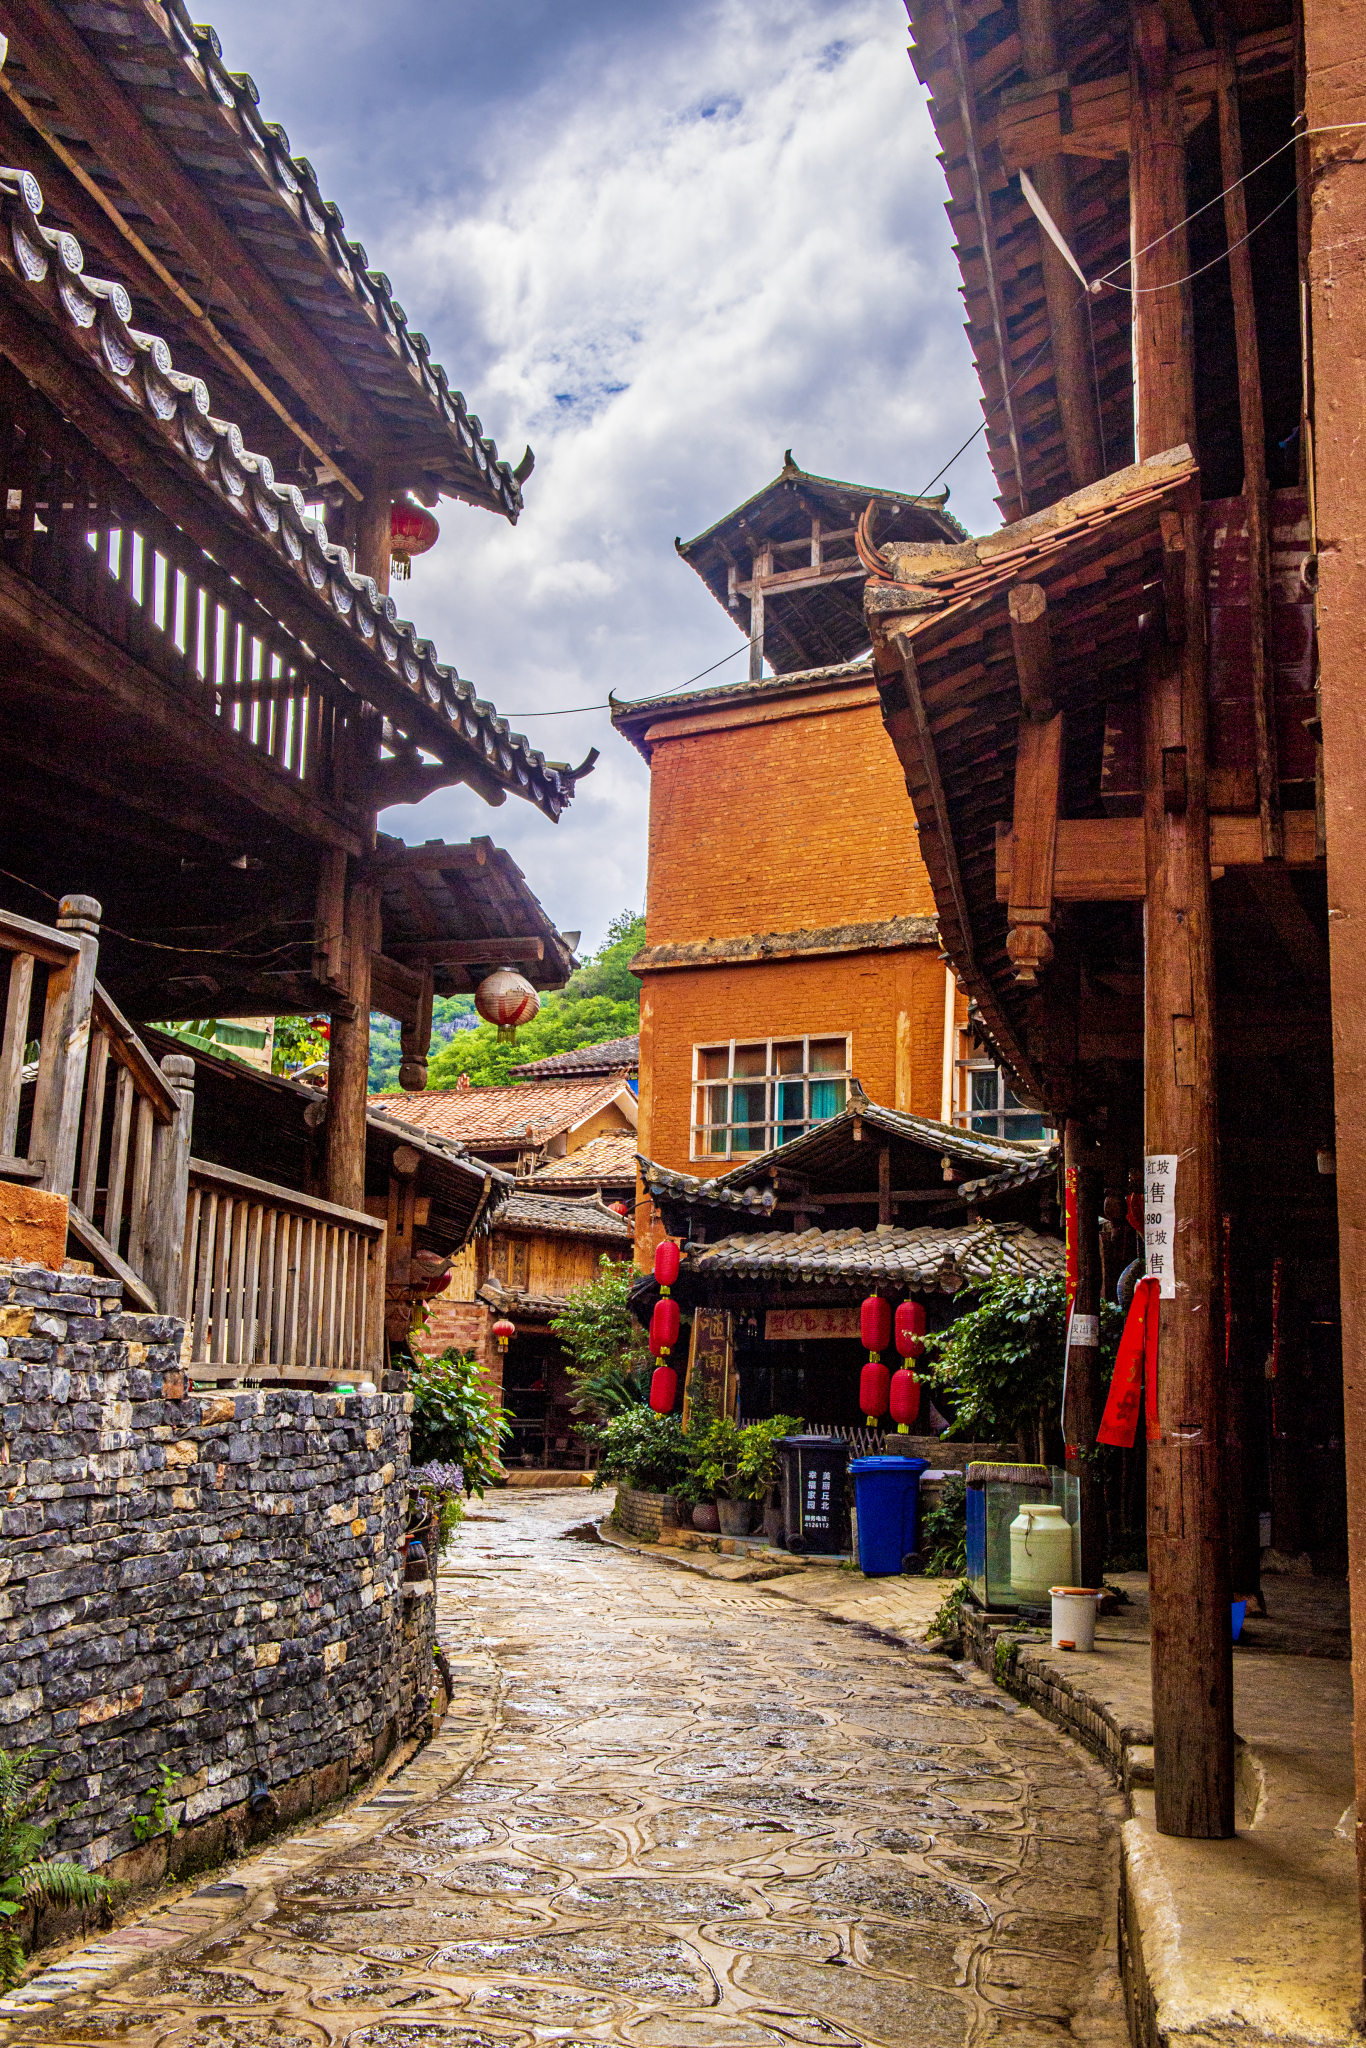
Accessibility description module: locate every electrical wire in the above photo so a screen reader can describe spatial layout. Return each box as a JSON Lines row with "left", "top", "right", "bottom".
{"left": 508, "top": 637, "right": 751, "bottom": 718}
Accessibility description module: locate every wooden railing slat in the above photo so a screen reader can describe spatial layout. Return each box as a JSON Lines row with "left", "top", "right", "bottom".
{"left": 77, "top": 1026, "right": 111, "bottom": 1218}
{"left": 0, "top": 950, "right": 34, "bottom": 1158}
{"left": 104, "top": 1064, "right": 135, "bottom": 1258}
{"left": 127, "top": 1095, "right": 155, "bottom": 1278}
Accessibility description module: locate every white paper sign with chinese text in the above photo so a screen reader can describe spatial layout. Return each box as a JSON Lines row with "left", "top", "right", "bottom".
{"left": 1144, "top": 1154, "right": 1178, "bottom": 1299}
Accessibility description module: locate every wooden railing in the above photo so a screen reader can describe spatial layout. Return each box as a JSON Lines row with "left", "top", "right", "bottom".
{"left": 0, "top": 895, "right": 99, "bottom": 1191}
{"left": 0, "top": 359, "right": 361, "bottom": 811}
{"left": 181, "top": 1161, "right": 384, "bottom": 1384}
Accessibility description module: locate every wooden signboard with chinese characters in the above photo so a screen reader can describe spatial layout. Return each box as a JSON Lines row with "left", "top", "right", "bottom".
{"left": 683, "top": 1308, "right": 736, "bottom": 1425}
{"left": 765, "top": 1306, "right": 861, "bottom": 1341}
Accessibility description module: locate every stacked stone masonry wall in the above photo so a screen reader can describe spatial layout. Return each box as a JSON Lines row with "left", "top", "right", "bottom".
{"left": 0, "top": 1261, "right": 436, "bottom": 1876}
{"left": 612, "top": 1487, "right": 681, "bottom": 1541}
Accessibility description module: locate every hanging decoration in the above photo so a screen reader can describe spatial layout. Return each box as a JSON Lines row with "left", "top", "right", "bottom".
{"left": 649, "top": 1238, "right": 682, "bottom": 1413}
{"left": 890, "top": 1298, "right": 926, "bottom": 1434}
{"left": 389, "top": 496, "right": 440, "bottom": 580}
{"left": 1064, "top": 1164, "right": 1078, "bottom": 1321}
{"left": 859, "top": 1294, "right": 892, "bottom": 1426}
{"left": 1267, "top": 1255, "right": 1284, "bottom": 1440}
{"left": 1096, "top": 1277, "right": 1160, "bottom": 1447}
{"left": 474, "top": 968, "right": 541, "bottom": 1043}
{"left": 491, "top": 1316, "right": 516, "bottom": 1355}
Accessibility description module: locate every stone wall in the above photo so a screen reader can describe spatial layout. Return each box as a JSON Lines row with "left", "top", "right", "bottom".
{"left": 613, "top": 1486, "right": 681, "bottom": 1542}
{"left": 0, "top": 1260, "right": 436, "bottom": 1879}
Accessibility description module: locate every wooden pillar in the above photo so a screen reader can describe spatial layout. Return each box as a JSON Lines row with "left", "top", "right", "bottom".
{"left": 1302, "top": 0, "right": 1366, "bottom": 1991}
{"left": 878, "top": 1145, "right": 892, "bottom": 1225}
{"left": 1018, "top": 0, "right": 1103, "bottom": 488}
{"left": 1132, "top": 1, "right": 1233, "bottom": 1840}
{"left": 749, "top": 546, "right": 771, "bottom": 681}
{"left": 353, "top": 465, "right": 392, "bottom": 596}
{"left": 1064, "top": 1116, "right": 1106, "bottom": 1588}
{"left": 323, "top": 866, "right": 379, "bottom": 1213}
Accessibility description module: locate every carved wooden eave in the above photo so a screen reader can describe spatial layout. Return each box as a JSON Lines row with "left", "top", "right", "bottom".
{"left": 0, "top": 162, "right": 579, "bottom": 820}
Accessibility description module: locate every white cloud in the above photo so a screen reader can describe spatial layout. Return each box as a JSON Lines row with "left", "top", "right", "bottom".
{"left": 209, "top": 0, "right": 996, "bottom": 950}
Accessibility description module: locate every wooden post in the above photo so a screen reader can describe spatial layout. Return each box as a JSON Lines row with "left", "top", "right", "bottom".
{"left": 1302, "top": 0, "right": 1366, "bottom": 1990}
{"left": 145, "top": 1052, "right": 195, "bottom": 1317}
{"left": 749, "top": 547, "right": 770, "bottom": 681}
{"left": 1064, "top": 1116, "right": 1106, "bottom": 1589}
{"left": 1132, "top": 2, "right": 1233, "bottom": 1841}
{"left": 353, "top": 464, "right": 392, "bottom": 596}
{"left": 878, "top": 1145, "right": 892, "bottom": 1225}
{"left": 1017, "top": 0, "right": 1103, "bottom": 489}
{"left": 32, "top": 894, "right": 100, "bottom": 1201}
{"left": 1216, "top": 32, "right": 1280, "bottom": 859}
{"left": 323, "top": 867, "right": 378, "bottom": 1214}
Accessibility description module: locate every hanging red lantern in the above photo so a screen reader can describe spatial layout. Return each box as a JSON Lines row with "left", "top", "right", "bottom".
{"left": 649, "top": 1363, "right": 678, "bottom": 1414}
{"left": 889, "top": 1366, "right": 921, "bottom": 1432}
{"left": 860, "top": 1360, "right": 891, "bottom": 1424}
{"left": 860, "top": 1295, "right": 892, "bottom": 1355}
{"left": 475, "top": 968, "right": 540, "bottom": 1043}
{"left": 491, "top": 1316, "right": 516, "bottom": 1353}
{"left": 650, "top": 1295, "right": 681, "bottom": 1358}
{"left": 388, "top": 496, "right": 440, "bottom": 581}
{"left": 654, "top": 1238, "right": 681, "bottom": 1290}
{"left": 895, "top": 1299, "right": 926, "bottom": 1361}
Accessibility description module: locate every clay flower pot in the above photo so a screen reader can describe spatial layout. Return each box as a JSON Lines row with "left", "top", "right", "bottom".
{"left": 717, "top": 1498, "right": 755, "bottom": 1538}
{"left": 692, "top": 1502, "right": 721, "bottom": 1534}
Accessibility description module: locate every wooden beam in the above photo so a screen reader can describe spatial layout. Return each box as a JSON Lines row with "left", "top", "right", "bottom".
{"left": 369, "top": 950, "right": 426, "bottom": 1028}
{"left": 1007, "top": 712, "right": 1064, "bottom": 981}
{"left": 890, "top": 634, "right": 976, "bottom": 965}
{"left": 749, "top": 545, "right": 770, "bottom": 680}
{"left": 1016, "top": 0, "right": 1103, "bottom": 489}
{"left": 386, "top": 937, "right": 546, "bottom": 967}
{"left": 1009, "top": 582, "right": 1056, "bottom": 719}
{"left": 323, "top": 869, "right": 379, "bottom": 1212}
{"left": 1216, "top": 33, "right": 1281, "bottom": 860}
{"left": 943, "top": 0, "right": 1029, "bottom": 519}
{"left": 995, "top": 809, "right": 1319, "bottom": 901}
{"left": 362, "top": 839, "right": 491, "bottom": 882}
{"left": 67, "top": 1201, "right": 156, "bottom": 1310}
{"left": 0, "top": 0, "right": 383, "bottom": 465}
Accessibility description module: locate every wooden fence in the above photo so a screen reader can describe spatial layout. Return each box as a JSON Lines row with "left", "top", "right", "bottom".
{"left": 181, "top": 1162, "right": 384, "bottom": 1384}
{"left": 0, "top": 894, "right": 385, "bottom": 1380}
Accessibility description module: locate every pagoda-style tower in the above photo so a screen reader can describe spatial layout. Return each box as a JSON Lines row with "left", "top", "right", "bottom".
{"left": 676, "top": 452, "right": 965, "bottom": 677}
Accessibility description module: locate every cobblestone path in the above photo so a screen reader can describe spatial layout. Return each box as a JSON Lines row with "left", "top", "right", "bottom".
{"left": 18, "top": 1493, "right": 1126, "bottom": 2048}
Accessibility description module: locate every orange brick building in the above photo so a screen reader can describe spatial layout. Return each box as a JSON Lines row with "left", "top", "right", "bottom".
{"left": 612, "top": 462, "right": 1046, "bottom": 1264}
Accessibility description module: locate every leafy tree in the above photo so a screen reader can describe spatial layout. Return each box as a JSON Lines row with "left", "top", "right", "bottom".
{"left": 409, "top": 1350, "right": 511, "bottom": 1495}
{"left": 421, "top": 913, "right": 645, "bottom": 1091}
{"left": 368, "top": 996, "right": 477, "bottom": 1092}
{"left": 922, "top": 1269, "right": 1122, "bottom": 1444}
{"left": 272, "top": 1014, "right": 329, "bottom": 1076}
{"left": 550, "top": 1256, "right": 652, "bottom": 1418}
{"left": 0, "top": 1748, "right": 111, "bottom": 1986}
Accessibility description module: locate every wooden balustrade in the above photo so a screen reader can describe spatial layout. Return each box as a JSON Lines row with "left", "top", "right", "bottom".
{"left": 0, "top": 895, "right": 99, "bottom": 1188}
{"left": 181, "top": 1161, "right": 385, "bottom": 1384}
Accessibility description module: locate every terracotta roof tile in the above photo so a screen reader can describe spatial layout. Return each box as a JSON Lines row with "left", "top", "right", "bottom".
{"left": 510, "top": 1036, "right": 639, "bottom": 1079}
{"left": 531, "top": 1134, "right": 639, "bottom": 1188}
{"left": 368, "top": 1076, "right": 634, "bottom": 1149}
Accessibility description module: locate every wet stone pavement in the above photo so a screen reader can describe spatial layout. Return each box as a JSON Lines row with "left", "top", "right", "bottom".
{"left": 16, "top": 1492, "right": 1128, "bottom": 2048}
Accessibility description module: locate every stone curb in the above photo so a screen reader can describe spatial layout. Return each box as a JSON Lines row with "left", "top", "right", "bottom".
{"left": 595, "top": 1515, "right": 806, "bottom": 1583}
{"left": 0, "top": 1625, "right": 502, "bottom": 2038}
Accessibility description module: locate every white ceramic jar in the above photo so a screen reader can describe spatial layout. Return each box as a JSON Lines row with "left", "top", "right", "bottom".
{"left": 1009, "top": 1502, "right": 1074, "bottom": 1604}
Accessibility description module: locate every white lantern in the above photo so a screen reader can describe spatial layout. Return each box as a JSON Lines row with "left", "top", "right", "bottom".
{"left": 475, "top": 967, "right": 540, "bottom": 1043}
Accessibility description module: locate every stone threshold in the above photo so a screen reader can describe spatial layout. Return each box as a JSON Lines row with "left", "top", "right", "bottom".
{"left": 0, "top": 1627, "right": 503, "bottom": 2040}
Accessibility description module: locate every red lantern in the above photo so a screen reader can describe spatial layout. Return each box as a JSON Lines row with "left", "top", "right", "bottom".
{"left": 889, "top": 1366, "right": 921, "bottom": 1432}
{"left": 388, "top": 497, "right": 440, "bottom": 580}
{"left": 649, "top": 1363, "right": 678, "bottom": 1414}
{"left": 895, "top": 1299, "right": 926, "bottom": 1361}
{"left": 654, "top": 1238, "right": 681, "bottom": 1289}
{"left": 860, "top": 1360, "right": 891, "bottom": 1424}
{"left": 491, "top": 1316, "right": 516, "bottom": 1353}
{"left": 650, "top": 1295, "right": 681, "bottom": 1357}
{"left": 475, "top": 968, "right": 540, "bottom": 1044}
{"left": 860, "top": 1295, "right": 892, "bottom": 1355}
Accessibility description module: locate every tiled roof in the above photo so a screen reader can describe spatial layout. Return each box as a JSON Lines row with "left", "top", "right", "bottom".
{"left": 531, "top": 1134, "right": 639, "bottom": 1189}
{"left": 497, "top": 1193, "right": 632, "bottom": 1244}
{"left": 709, "top": 1097, "right": 1049, "bottom": 1190}
{"left": 368, "top": 1076, "right": 635, "bottom": 1149}
{"left": 959, "top": 1149, "right": 1062, "bottom": 1205}
{"left": 478, "top": 1280, "right": 574, "bottom": 1322}
{"left": 686, "top": 1222, "right": 1062, "bottom": 1290}
{"left": 510, "top": 1036, "right": 639, "bottom": 1079}
{"left": 638, "top": 1158, "right": 778, "bottom": 1218}
{"left": 630, "top": 917, "right": 937, "bottom": 975}
{"left": 0, "top": 163, "right": 573, "bottom": 818}
{"left": 17, "top": 0, "right": 527, "bottom": 519}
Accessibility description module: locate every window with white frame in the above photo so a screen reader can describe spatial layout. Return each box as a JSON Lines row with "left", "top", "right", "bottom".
{"left": 692, "top": 1036, "right": 852, "bottom": 1159}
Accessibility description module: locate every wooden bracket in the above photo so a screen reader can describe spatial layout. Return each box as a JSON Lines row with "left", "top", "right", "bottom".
{"left": 399, "top": 965, "right": 436, "bottom": 1091}
{"left": 1009, "top": 582, "right": 1056, "bottom": 720}
{"left": 1007, "top": 711, "right": 1064, "bottom": 982}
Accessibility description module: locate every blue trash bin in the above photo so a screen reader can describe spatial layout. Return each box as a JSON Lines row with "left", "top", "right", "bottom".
{"left": 849, "top": 1455, "right": 929, "bottom": 1576}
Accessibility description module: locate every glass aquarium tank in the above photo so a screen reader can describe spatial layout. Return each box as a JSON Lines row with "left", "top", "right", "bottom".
{"left": 965, "top": 1461, "right": 1081, "bottom": 1612}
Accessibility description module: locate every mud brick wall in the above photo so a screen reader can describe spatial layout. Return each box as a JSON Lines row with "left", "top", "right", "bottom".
{"left": 0, "top": 1260, "right": 434, "bottom": 1875}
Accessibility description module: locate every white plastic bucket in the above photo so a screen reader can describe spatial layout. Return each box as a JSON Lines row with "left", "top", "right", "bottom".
{"left": 1050, "top": 1586, "right": 1101, "bottom": 1653}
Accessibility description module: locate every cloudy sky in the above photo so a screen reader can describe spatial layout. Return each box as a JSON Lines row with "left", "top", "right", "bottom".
{"left": 208, "top": 0, "right": 997, "bottom": 951}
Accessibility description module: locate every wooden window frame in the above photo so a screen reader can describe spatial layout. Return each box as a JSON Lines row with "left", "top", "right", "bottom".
{"left": 690, "top": 1033, "right": 852, "bottom": 1162}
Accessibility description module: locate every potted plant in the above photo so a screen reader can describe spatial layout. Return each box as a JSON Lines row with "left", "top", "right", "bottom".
{"left": 691, "top": 1417, "right": 752, "bottom": 1535}
{"left": 736, "top": 1414, "right": 802, "bottom": 1542}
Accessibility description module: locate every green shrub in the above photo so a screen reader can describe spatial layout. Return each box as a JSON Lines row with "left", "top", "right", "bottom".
{"left": 409, "top": 1351, "right": 510, "bottom": 1496}
{"left": 926, "top": 1576, "right": 970, "bottom": 1647}
{"left": 735, "top": 1415, "right": 802, "bottom": 1502}
{"left": 922, "top": 1475, "right": 968, "bottom": 1577}
{"left": 590, "top": 1408, "right": 694, "bottom": 1495}
{"left": 0, "top": 1749, "right": 111, "bottom": 1986}
{"left": 550, "top": 1256, "right": 652, "bottom": 1418}
{"left": 923, "top": 1269, "right": 1122, "bottom": 1443}
{"left": 690, "top": 1414, "right": 801, "bottom": 1503}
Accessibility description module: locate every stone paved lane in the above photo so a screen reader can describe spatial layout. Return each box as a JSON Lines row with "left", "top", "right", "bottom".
{"left": 16, "top": 1492, "right": 1127, "bottom": 2048}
